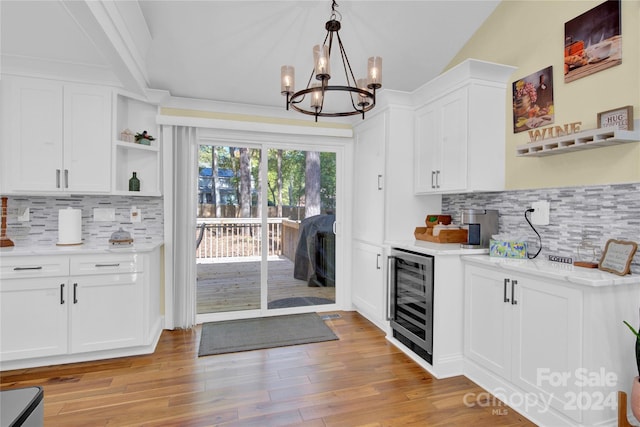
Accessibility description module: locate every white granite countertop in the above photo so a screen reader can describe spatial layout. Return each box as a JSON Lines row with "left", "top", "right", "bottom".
{"left": 0, "top": 241, "right": 163, "bottom": 257}
{"left": 462, "top": 254, "right": 640, "bottom": 287}
{"left": 386, "top": 240, "right": 489, "bottom": 256}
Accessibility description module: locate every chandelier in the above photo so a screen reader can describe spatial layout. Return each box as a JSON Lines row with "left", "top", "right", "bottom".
{"left": 280, "top": 0, "right": 382, "bottom": 122}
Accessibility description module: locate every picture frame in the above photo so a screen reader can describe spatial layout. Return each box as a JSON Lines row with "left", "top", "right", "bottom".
{"left": 512, "top": 66, "right": 554, "bottom": 134}
{"left": 564, "top": 0, "right": 622, "bottom": 83}
{"left": 597, "top": 105, "right": 634, "bottom": 130}
{"left": 598, "top": 239, "right": 638, "bottom": 276}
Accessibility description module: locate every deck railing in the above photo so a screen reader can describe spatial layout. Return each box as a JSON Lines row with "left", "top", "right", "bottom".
{"left": 196, "top": 218, "right": 300, "bottom": 260}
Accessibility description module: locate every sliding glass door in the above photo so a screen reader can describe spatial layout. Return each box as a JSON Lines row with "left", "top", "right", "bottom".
{"left": 195, "top": 143, "right": 337, "bottom": 318}
{"left": 266, "top": 149, "right": 336, "bottom": 310}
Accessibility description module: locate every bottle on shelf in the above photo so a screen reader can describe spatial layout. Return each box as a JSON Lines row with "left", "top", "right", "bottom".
{"left": 129, "top": 172, "right": 140, "bottom": 192}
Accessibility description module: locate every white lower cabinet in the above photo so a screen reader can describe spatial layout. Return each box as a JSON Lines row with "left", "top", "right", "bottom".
{"left": 351, "top": 241, "right": 386, "bottom": 329}
{"left": 0, "top": 276, "right": 69, "bottom": 360}
{"left": 0, "top": 249, "right": 161, "bottom": 369}
{"left": 70, "top": 273, "right": 143, "bottom": 354}
{"left": 464, "top": 261, "right": 640, "bottom": 426}
{"left": 465, "top": 264, "right": 582, "bottom": 421}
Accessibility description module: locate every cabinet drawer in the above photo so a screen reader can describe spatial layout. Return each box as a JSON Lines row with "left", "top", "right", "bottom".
{"left": 0, "top": 256, "right": 69, "bottom": 279}
{"left": 70, "top": 254, "right": 142, "bottom": 275}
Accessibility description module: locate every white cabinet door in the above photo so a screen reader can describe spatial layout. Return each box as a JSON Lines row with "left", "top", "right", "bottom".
{"left": 3, "top": 77, "right": 111, "bottom": 194}
{"left": 464, "top": 265, "right": 512, "bottom": 379}
{"left": 70, "top": 273, "right": 143, "bottom": 353}
{"left": 64, "top": 84, "right": 111, "bottom": 192}
{"left": 6, "top": 78, "right": 64, "bottom": 192}
{"left": 352, "top": 113, "right": 386, "bottom": 244}
{"left": 414, "top": 104, "right": 438, "bottom": 193}
{"left": 351, "top": 241, "right": 385, "bottom": 327}
{"left": 414, "top": 89, "right": 467, "bottom": 194}
{"left": 512, "top": 277, "right": 582, "bottom": 419}
{"left": 438, "top": 89, "right": 467, "bottom": 193}
{"left": 0, "top": 278, "right": 68, "bottom": 360}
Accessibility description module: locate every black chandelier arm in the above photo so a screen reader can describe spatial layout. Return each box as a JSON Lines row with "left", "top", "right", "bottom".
{"left": 335, "top": 32, "right": 358, "bottom": 87}
{"left": 288, "top": 85, "right": 376, "bottom": 120}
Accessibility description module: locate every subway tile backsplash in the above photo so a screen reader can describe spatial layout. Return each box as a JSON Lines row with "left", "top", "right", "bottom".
{"left": 3, "top": 195, "right": 164, "bottom": 247}
{"left": 442, "top": 183, "right": 640, "bottom": 274}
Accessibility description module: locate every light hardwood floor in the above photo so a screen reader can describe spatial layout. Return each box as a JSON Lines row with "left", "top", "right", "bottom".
{"left": 197, "top": 257, "right": 335, "bottom": 314}
{"left": 0, "top": 311, "right": 534, "bottom": 426}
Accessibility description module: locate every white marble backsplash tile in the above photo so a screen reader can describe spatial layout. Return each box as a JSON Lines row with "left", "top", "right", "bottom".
{"left": 3, "top": 195, "right": 164, "bottom": 247}
{"left": 442, "top": 183, "right": 640, "bottom": 274}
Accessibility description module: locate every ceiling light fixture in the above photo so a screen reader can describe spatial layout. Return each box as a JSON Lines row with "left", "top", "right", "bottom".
{"left": 280, "top": 0, "right": 382, "bottom": 122}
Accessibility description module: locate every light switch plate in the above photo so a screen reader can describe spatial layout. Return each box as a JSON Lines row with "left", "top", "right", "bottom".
{"left": 94, "top": 208, "right": 115, "bottom": 222}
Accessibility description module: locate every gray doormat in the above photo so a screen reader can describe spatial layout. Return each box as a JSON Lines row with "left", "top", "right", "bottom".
{"left": 267, "top": 296, "right": 334, "bottom": 309}
{"left": 198, "top": 313, "right": 338, "bottom": 357}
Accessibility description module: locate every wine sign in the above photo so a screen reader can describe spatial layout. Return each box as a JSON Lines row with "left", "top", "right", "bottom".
{"left": 598, "top": 239, "right": 638, "bottom": 276}
{"left": 528, "top": 121, "right": 582, "bottom": 143}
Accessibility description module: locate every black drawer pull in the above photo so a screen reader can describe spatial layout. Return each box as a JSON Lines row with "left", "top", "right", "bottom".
{"left": 94, "top": 263, "right": 121, "bottom": 268}
{"left": 13, "top": 266, "right": 43, "bottom": 271}
{"left": 73, "top": 283, "right": 78, "bottom": 304}
{"left": 60, "top": 284, "right": 65, "bottom": 305}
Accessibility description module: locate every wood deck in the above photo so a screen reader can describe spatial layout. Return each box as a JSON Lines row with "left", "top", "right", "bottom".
{"left": 197, "top": 256, "right": 335, "bottom": 314}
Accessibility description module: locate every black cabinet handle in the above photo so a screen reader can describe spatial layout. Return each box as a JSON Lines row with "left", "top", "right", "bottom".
{"left": 13, "top": 266, "right": 43, "bottom": 271}
{"left": 60, "top": 284, "right": 65, "bottom": 305}
{"left": 73, "top": 283, "right": 78, "bottom": 304}
{"left": 511, "top": 280, "right": 518, "bottom": 305}
{"left": 95, "top": 263, "right": 120, "bottom": 268}
{"left": 376, "top": 253, "right": 381, "bottom": 270}
{"left": 503, "top": 278, "right": 510, "bottom": 303}
{"left": 377, "top": 174, "right": 383, "bottom": 190}
{"left": 431, "top": 171, "right": 436, "bottom": 189}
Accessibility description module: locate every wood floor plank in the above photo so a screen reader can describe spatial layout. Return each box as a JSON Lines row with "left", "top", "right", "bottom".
{"left": 0, "top": 311, "right": 535, "bottom": 426}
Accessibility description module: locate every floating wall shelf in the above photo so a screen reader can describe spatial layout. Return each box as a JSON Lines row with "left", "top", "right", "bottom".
{"left": 516, "top": 119, "right": 640, "bottom": 157}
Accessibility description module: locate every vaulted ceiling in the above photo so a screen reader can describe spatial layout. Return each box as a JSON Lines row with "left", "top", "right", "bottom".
{"left": 1, "top": 1, "right": 500, "bottom": 111}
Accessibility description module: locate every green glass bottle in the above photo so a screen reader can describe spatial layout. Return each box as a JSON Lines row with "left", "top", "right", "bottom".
{"left": 129, "top": 172, "right": 140, "bottom": 192}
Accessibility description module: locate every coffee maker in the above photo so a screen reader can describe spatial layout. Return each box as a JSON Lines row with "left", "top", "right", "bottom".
{"left": 460, "top": 209, "right": 499, "bottom": 249}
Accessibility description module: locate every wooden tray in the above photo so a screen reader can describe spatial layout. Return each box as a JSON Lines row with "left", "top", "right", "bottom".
{"left": 414, "top": 226, "right": 468, "bottom": 244}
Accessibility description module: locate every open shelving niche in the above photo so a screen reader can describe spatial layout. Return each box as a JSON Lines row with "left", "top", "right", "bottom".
{"left": 113, "top": 92, "right": 161, "bottom": 196}
{"left": 515, "top": 119, "right": 640, "bottom": 157}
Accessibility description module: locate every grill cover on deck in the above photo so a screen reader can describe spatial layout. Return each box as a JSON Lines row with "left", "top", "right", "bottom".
{"left": 294, "top": 214, "right": 335, "bottom": 287}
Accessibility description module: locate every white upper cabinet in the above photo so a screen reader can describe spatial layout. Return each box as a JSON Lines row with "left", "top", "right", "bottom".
{"left": 413, "top": 59, "right": 516, "bottom": 195}
{"left": 2, "top": 77, "right": 111, "bottom": 194}
{"left": 2, "top": 76, "right": 111, "bottom": 194}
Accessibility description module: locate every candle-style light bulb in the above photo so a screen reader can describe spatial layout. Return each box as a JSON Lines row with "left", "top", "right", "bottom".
{"left": 281, "top": 65, "right": 295, "bottom": 95}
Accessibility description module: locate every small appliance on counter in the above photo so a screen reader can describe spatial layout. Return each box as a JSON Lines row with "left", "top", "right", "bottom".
{"left": 414, "top": 214, "right": 468, "bottom": 244}
{"left": 109, "top": 227, "right": 134, "bottom": 247}
{"left": 460, "top": 209, "right": 499, "bottom": 249}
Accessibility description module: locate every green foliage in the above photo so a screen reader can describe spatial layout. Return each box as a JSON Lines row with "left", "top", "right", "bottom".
{"left": 198, "top": 145, "right": 337, "bottom": 215}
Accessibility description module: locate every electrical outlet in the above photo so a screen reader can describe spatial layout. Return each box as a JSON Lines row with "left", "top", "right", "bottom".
{"left": 130, "top": 206, "right": 142, "bottom": 223}
{"left": 531, "top": 200, "right": 550, "bottom": 225}
{"left": 17, "top": 206, "right": 29, "bottom": 222}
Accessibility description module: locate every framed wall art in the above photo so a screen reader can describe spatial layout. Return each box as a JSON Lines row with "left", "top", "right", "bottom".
{"left": 512, "top": 66, "right": 554, "bottom": 134}
{"left": 564, "top": 0, "right": 622, "bottom": 83}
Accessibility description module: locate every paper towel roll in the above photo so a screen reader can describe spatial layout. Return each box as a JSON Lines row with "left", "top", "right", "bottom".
{"left": 57, "top": 208, "right": 82, "bottom": 245}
